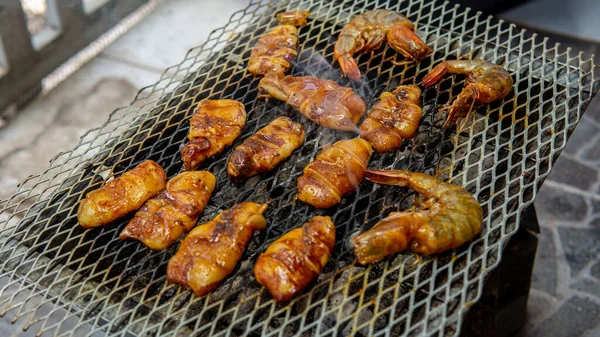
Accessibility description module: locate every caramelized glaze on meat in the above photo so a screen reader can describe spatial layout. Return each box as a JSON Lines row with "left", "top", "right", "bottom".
{"left": 297, "top": 138, "right": 372, "bottom": 208}
{"left": 167, "top": 202, "right": 268, "bottom": 296}
{"left": 77, "top": 160, "right": 166, "bottom": 228}
{"left": 119, "top": 171, "right": 216, "bottom": 250}
{"left": 227, "top": 116, "right": 305, "bottom": 182}
{"left": 359, "top": 85, "right": 422, "bottom": 152}
{"left": 259, "top": 72, "right": 366, "bottom": 131}
{"left": 248, "top": 25, "right": 299, "bottom": 76}
{"left": 276, "top": 10, "right": 310, "bottom": 26}
{"left": 254, "top": 216, "right": 335, "bottom": 302}
{"left": 181, "top": 99, "right": 247, "bottom": 171}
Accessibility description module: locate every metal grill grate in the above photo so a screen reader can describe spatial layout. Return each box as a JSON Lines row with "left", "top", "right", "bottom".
{"left": 0, "top": 0, "right": 598, "bottom": 336}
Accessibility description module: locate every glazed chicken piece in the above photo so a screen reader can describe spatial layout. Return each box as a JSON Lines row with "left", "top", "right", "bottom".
{"left": 181, "top": 99, "right": 247, "bottom": 171}
{"left": 352, "top": 170, "right": 483, "bottom": 264}
{"left": 247, "top": 10, "right": 309, "bottom": 76}
{"left": 335, "top": 9, "right": 432, "bottom": 79}
{"left": 259, "top": 72, "right": 366, "bottom": 131}
{"left": 119, "top": 171, "right": 216, "bottom": 250}
{"left": 167, "top": 202, "right": 268, "bottom": 296}
{"left": 359, "top": 85, "right": 422, "bottom": 152}
{"left": 78, "top": 160, "right": 166, "bottom": 228}
{"left": 276, "top": 10, "right": 310, "bottom": 26}
{"left": 254, "top": 216, "right": 335, "bottom": 302}
{"left": 298, "top": 138, "right": 372, "bottom": 208}
{"left": 227, "top": 116, "right": 305, "bottom": 182}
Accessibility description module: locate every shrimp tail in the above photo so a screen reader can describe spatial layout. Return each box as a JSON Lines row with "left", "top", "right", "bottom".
{"left": 364, "top": 169, "right": 411, "bottom": 187}
{"left": 387, "top": 23, "right": 431, "bottom": 62}
{"left": 422, "top": 61, "right": 449, "bottom": 87}
{"left": 337, "top": 54, "right": 361, "bottom": 80}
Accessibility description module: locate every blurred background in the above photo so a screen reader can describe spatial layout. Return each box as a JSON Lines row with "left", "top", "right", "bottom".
{"left": 0, "top": 0, "right": 599, "bottom": 336}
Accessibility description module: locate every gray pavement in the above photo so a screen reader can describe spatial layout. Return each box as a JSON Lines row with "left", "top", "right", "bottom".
{"left": 0, "top": 0, "right": 599, "bottom": 336}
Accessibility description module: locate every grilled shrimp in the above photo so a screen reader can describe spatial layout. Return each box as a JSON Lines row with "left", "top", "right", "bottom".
{"left": 167, "top": 202, "right": 268, "bottom": 296}
{"left": 78, "top": 160, "right": 166, "bottom": 228}
{"left": 352, "top": 170, "right": 482, "bottom": 264}
{"left": 276, "top": 10, "right": 310, "bottom": 26}
{"left": 335, "top": 9, "right": 432, "bottom": 80}
{"left": 254, "top": 216, "right": 335, "bottom": 302}
{"left": 120, "top": 171, "right": 216, "bottom": 250}
{"left": 227, "top": 116, "right": 305, "bottom": 182}
{"left": 422, "top": 59, "right": 513, "bottom": 128}
{"left": 259, "top": 72, "right": 366, "bottom": 131}
{"left": 181, "top": 99, "right": 246, "bottom": 171}
{"left": 298, "top": 138, "right": 372, "bottom": 208}
{"left": 359, "top": 84, "right": 422, "bottom": 152}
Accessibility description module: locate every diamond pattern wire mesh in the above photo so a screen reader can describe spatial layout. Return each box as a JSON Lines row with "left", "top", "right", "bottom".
{"left": 0, "top": 0, "right": 598, "bottom": 336}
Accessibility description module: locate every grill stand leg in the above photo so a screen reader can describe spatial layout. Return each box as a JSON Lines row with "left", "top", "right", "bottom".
{"left": 461, "top": 205, "right": 539, "bottom": 337}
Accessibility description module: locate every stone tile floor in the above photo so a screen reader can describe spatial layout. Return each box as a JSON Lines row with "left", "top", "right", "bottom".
{"left": 1, "top": 0, "right": 600, "bottom": 336}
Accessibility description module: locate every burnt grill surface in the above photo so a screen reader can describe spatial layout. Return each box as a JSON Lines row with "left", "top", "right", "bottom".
{"left": 0, "top": 0, "right": 598, "bottom": 336}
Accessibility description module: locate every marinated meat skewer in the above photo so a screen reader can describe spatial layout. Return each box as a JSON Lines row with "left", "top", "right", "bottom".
{"left": 78, "top": 160, "right": 166, "bottom": 228}
{"left": 297, "top": 138, "right": 372, "bottom": 208}
{"left": 167, "top": 202, "right": 268, "bottom": 296}
{"left": 359, "top": 85, "right": 422, "bottom": 152}
{"left": 227, "top": 116, "right": 305, "bottom": 182}
{"left": 259, "top": 72, "right": 366, "bottom": 131}
{"left": 181, "top": 99, "right": 247, "bottom": 171}
{"left": 119, "top": 171, "right": 216, "bottom": 250}
{"left": 247, "top": 10, "right": 310, "bottom": 76}
{"left": 254, "top": 216, "right": 335, "bottom": 302}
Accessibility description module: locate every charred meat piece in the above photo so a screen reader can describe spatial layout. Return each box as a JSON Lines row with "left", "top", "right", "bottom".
{"left": 78, "top": 160, "right": 166, "bottom": 228}
{"left": 297, "top": 138, "right": 372, "bottom": 208}
{"left": 181, "top": 99, "right": 247, "bottom": 171}
{"left": 276, "top": 10, "right": 310, "bottom": 26}
{"left": 259, "top": 72, "right": 366, "bottom": 131}
{"left": 248, "top": 25, "right": 299, "bottom": 76}
{"left": 167, "top": 202, "right": 268, "bottom": 296}
{"left": 227, "top": 116, "right": 305, "bottom": 182}
{"left": 119, "top": 171, "right": 216, "bottom": 250}
{"left": 359, "top": 85, "right": 422, "bottom": 152}
{"left": 254, "top": 216, "right": 335, "bottom": 302}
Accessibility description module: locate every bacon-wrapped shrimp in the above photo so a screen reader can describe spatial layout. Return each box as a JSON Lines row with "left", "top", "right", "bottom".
{"left": 254, "top": 216, "right": 335, "bottom": 302}
{"left": 352, "top": 170, "right": 483, "bottom": 264}
{"left": 422, "top": 59, "right": 513, "bottom": 128}
{"left": 119, "top": 171, "right": 216, "bottom": 250}
{"left": 276, "top": 10, "right": 310, "bottom": 26}
{"left": 335, "top": 9, "right": 432, "bottom": 79}
{"left": 259, "top": 72, "right": 366, "bottom": 131}
{"left": 167, "top": 202, "right": 268, "bottom": 296}
{"left": 298, "top": 138, "right": 372, "bottom": 208}
{"left": 359, "top": 85, "right": 422, "bottom": 152}
{"left": 77, "top": 160, "right": 166, "bottom": 228}
{"left": 181, "top": 99, "right": 246, "bottom": 171}
{"left": 227, "top": 116, "right": 305, "bottom": 182}
{"left": 247, "top": 10, "right": 309, "bottom": 76}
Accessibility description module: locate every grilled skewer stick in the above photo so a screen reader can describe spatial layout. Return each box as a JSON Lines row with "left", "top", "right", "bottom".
{"left": 167, "top": 202, "right": 268, "bottom": 296}
{"left": 352, "top": 170, "right": 483, "bottom": 264}
{"left": 254, "top": 216, "right": 335, "bottom": 302}
{"left": 227, "top": 116, "right": 305, "bottom": 182}
{"left": 119, "top": 171, "right": 216, "bottom": 250}
{"left": 259, "top": 72, "right": 366, "bottom": 131}
{"left": 181, "top": 99, "right": 247, "bottom": 171}
{"left": 297, "top": 138, "right": 372, "bottom": 208}
{"left": 359, "top": 85, "right": 422, "bottom": 152}
{"left": 77, "top": 160, "right": 166, "bottom": 228}
{"left": 335, "top": 9, "right": 432, "bottom": 80}
{"left": 247, "top": 10, "right": 309, "bottom": 76}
